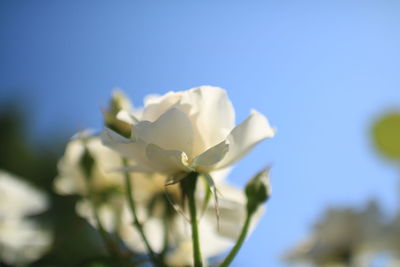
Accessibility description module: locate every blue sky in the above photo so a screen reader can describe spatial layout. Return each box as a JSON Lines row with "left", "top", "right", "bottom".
{"left": 1, "top": 1, "right": 400, "bottom": 266}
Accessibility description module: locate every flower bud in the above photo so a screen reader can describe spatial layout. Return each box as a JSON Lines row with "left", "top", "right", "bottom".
{"left": 245, "top": 168, "right": 271, "bottom": 215}
{"left": 103, "top": 90, "right": 132, "bottom": 138}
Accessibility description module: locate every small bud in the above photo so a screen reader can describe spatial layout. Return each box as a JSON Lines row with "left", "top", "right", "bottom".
{"left": 245, "top": 168, "right": 271, "bottom": 214}
{"left": 103, "top": 90, "right": 132, "bottom": 138}
{"left": 110, "top": 90, "right": 132, "bottom": 114}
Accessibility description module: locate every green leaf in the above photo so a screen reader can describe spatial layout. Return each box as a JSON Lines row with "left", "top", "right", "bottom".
{"left": 372, "top": 112, "right": 400, "bottom": 160}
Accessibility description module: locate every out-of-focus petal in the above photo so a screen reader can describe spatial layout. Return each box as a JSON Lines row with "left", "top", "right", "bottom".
{"left": 76, "top": 200, "right": 120, "bottom": 233}
{"left": 54, "top": 136, "right": 124, "bottom": 195}
{"left": 165, "top": 240, "right": 194, "bottom": 267}
{"left": 216, "top": 110, "right": 275, "bottom": 169}
{"left": 119, "top": 216, "right": 165, "bottom": 253}
{"left": 0, "top": 171, "right": 48, "bottom": 217}
{"left": 0, "top": 218, "right": 51, "bottom": 265}
{"left": 203, "top": 182, "right": 247, "bottom": 241}
{"left": 0, "top": 171, "right": 51, "bottom": 265}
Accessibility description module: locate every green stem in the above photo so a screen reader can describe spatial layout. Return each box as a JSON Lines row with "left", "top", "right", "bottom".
{"left": 92, "top": 204, "right": 115, "bottom": 254}
{"left": 123, "top": 159, "right": 160, "bottom": 266}
{"left": 188, "top": 188, "right": 202, "bottom": 267}
{"left": 219, "top": 213, "right": 253, "bottom": 267}
{"left": 89, "top": 192, "right": 127, "bottom": 266}
{"left": 161, "top": 216, "right": 169, "bottom": 257}
{"left": 181, "top": 173, "right": 203, "bottom": 267}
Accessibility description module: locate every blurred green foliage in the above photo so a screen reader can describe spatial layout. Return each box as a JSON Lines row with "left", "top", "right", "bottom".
{"left": 372, "top": 112, "right": 400, "bottom": 162}
{"left": 0, "top": 102, "right": 108, "bottom": 267}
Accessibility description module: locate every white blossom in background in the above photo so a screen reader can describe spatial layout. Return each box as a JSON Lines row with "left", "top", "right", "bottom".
{"left": 54, "top": 135, "right": 124, "bottom": 196}
{"left": 53, "top": 134, "right": 127, "bottom": 232}
{"left": 0, "top": 170, "right": 51, "bottom": 265}
{"left": 101, "top": 86, "right": 275, "bottom": 179}
{"left": 117, "top": 170, "right": 264, "bottom": 265}
{"left": 382, "top": 212, "right": 400, "bottom": 265}
{"left": 284, "top": 200, "right": 385, "bottom": 267}
{"left": 73, "top": 157, "right": 264, "bottom": 264}
{"left": 56, "top": 133, "right": 264, "bottom": 265}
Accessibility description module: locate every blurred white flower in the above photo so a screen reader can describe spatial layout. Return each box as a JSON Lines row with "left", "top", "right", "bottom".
{"left": 284, "top": 200, "right": 385, "bottom": 267}
{"left": 0, "top": 170, "right": 51, "bottom": 265}
{"left": 117, "top": 171, "right": 263, "bottom": 264}
{"left": 75, "top": 166, "right": 263, "bottom": 265}
{"left": 0, "top": 171, "right": 47, "bottom": 217}
{"left": 54, "top": 135, "right": 124, "bottom": 196}
{"left": 382, "top": 212, "right": 400, "bottom": 265}
{"left": 54, "top": 134, "right": 128, "bottom": 234}
{"left": 101, "top": 86, "right": 275, "bottom": 177}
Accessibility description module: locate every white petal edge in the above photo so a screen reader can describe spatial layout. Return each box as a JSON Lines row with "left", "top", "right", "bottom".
{"left": 191, "top": 140, "right": 229, "bottom": 172}
{"left": 216, "top": 110, "right": 276, "bottom": 169}
{"left": 100, "top": 128, "right": 153, "bottom": 172}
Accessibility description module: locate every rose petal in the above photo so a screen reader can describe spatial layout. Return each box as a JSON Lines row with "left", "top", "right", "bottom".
{"left": 101, "top": 128, "right": 153, "bottom": 171}
{"left": 134, "top": 108, "right": 195, "bottom": 158}
{"left": 191, "top": 140, "right": 229, "bottom": 172}
{"left": 216, "top": 110, "right": 275, "bottom": 169}
{"left": 180, "top": 86, "right": 236, "bottom": 156}
{"left": 145, "top": 144, "right": 192, "bottom": 174}
{"left": 142, "top": 91, "right": 183, "bottom": 122}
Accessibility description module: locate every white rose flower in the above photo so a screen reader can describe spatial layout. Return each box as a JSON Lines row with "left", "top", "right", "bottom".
{"left": 0, "top": 170, "right": 51, "bottom": 265}
{"left": 101, "top": 86, "right": 275, "bottom": 178}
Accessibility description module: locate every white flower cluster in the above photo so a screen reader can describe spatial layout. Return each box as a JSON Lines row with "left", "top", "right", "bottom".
{"left": 0, "top": 170, "right": 52, "bottom": 265}
{"left": 54, "top": 86, "right": 274, "bottom": 266}
{"left": 284, "top": 200, "right": 400, "bottom": 267}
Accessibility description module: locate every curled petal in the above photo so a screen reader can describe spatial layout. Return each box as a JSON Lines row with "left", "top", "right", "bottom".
{"left": 216, "top": 110, "right": 275, "bottom": 169}
{"left": 191, "top": 140, "right": 229, "bottom": 172}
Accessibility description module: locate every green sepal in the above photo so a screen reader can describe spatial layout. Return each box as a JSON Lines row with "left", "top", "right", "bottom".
{"left": 80, "top": 145, "right": 95, "bottom": 180}
{"left": 203, "top": 173, "right": 220, "bottom": 228}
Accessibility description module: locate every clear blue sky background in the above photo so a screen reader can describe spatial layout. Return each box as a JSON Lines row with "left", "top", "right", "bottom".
{"left": 1, "top": 1, "right": 400, "bottom": 266}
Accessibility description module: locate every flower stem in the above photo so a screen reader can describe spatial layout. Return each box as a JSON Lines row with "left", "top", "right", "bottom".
{"left": 123, "top": 159, "right": 160, "bottom": 266}
{"left": 181, "top": 172, "right": 203, "bottom": 267}
{"left": 219, "top": 213, "right": 253, "bottom": 267}
{"left": 89, "top": 190, "right": 127, "bottom": 266}
{"left": 92, "top": 204, "right": 117, "bottom": 256}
